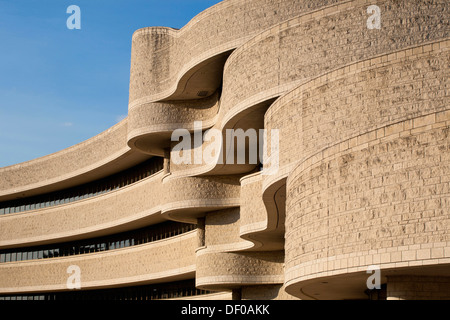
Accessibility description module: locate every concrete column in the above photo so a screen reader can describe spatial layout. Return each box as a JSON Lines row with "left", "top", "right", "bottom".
{"left": 163, "top": 148, "right": 171, "bottom": 174}
{"left": 232, "top": 288, "right": 242, "bottom": 300}
{"left": 197, "top": 217, "right": 205, "bottom": 248}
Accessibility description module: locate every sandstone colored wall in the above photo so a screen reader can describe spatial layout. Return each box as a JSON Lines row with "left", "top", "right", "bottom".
{"left": 0, "top": 120, "right": 142, "bottom": 201}
{"left": 285, "top": 112, "right": 450, "bottom": 297}
{"left": 0, "top": 231, "right": 197, "bottom": 294}
{"left": 0, "top": 172, "right": 165, "bottom": 248}
{"left": 1, "top": 0, "right": 448, "bottom": 300}
{"left": 196, "top": 249, "right": 285, "bottom": 291}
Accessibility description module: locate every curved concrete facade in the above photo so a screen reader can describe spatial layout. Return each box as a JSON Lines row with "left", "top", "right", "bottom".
{"left": 0, "top": 0, "right": 449, "bottom": 300}
{"left": 0, "top": 231, "right": 197, "bottom": 294}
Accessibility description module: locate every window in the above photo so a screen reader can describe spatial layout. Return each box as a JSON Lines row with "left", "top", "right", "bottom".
{"left": 0, "top": 220, "right": 194, "bottom": 263}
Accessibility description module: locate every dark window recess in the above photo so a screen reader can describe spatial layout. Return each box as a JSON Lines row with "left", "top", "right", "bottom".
{"left": 0, "top": 221, "right": 196, "bottom": 263}
{"left": 0, "top": 279, "right": 211, "bottom": 301}
{"left": 0, "top": 157, "right": 164, "bottom": 216}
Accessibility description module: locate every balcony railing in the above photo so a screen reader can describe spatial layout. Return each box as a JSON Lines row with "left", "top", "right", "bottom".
{"left": 0, "top": 157, "right": 164, "bottom": 216}
{"left": 0, "top": 221, "right": 196, "bottom": 263}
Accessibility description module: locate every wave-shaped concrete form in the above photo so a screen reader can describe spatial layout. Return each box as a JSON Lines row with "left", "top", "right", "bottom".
{"left": 0, "top": 171, "right": 243, "bottom": 248}
{"left": 283, "top": 41, "right": 450, "bottom": 299}
{"left": 127, "top": 0, "right": 345, "bottom": 159}
{"left": 1, "top": 0, "right": 449, "bottom": 300}
{"left": 0, "top": 171, "right": 165, "bottom": 249}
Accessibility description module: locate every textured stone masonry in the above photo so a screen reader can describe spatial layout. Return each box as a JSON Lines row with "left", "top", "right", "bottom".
{"left": 0, "top": 0, "right": 448, "bottom": 300}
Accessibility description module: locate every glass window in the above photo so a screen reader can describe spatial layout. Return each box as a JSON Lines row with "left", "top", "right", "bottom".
{"left": 64, "top": 246, "right": 70, "bottom": 256}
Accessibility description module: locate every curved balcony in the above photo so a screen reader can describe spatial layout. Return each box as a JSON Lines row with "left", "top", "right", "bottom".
{"left": 239, "top": 173, "right": 284, "bottom": 251}
{"left": 1, "top": 0, "right": 448, "bottom": 300}
{"left": 0, "top": 231, "right": 197, "bottom": 295}
{"left": 221, "top": 0, "right": 447, "bottom": 128}
{"left": 0, "top": 169, "right": 246, "bottom": 247}
{"left": 195, "top": 248, "right": 285, "bottom": 292}
{"left": 264, "top": 40, "right": 449, "bottom": 192}
{"left": 0, "top": 119, "right": 154, "bottom": 205}
{"left": 129, "top": 0, "right": 448, "bottom": 180}
{"left": 126, "top": 0, "right": 346, "bottom": 158}
{"left": 161, "top": 174, "right": 241, "bottom": 224}
{"left": 0, "top": 171, "right": 166, "bottom": 249}
{"left": 284, "top": 105, "right": 450, "bottom": 299}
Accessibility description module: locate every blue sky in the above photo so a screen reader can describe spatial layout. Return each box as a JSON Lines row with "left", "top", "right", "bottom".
{"left": 0, "top": 0, "right": 222, "bottom": 168}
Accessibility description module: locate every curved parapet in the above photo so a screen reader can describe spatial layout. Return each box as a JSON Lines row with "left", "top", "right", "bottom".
{"left": 0, "top": 119, "right": 150, "bottom": 202}
{"left": 0, "top": 172, "right": 165, "bottom": 249}
{"left": 128, "top": 0, "right": 345, "bottom": 104}
{"left": 221, "top": 0, "right": 448, "bottom": 127}
{"left": 265, "top": 41, "right": 449, "bottom": 188}
{"left": 129, "top": 0, "right": 448, "bottom": 178}
{"left": 239, "top": 173, "right": 285, "bottom": 251}
{"left": 1, "top": 0, "right": 449, "bottom": 301}
{"left": 196, "top": 249, "right": 285, "bottom": 292}
{"left": 0, "top": 171, "right": 245, "bottom": 249}
{"left": 194, "top": 207, "right": 287, "bottom": 294}
{"left": 285, "top": 113, "right": 450, "bottom": 299}
{"left": 161, "top": 174, "right": 241, "bottom": 224}
{"left": 281, "top": 41, "right": 450, "bottom": 299}
{"left": 127, "top": 92, "right": 221, "bottom": 157}
{"left": 0, "top": 231, "right": 197, "bottom": 294}
{"left": 127, "top": 0, "right": 346, "bottom": 157}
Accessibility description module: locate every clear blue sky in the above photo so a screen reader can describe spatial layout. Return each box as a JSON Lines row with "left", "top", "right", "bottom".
{"left": 0, "top": 0, "right": 222, "bottom": 168}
